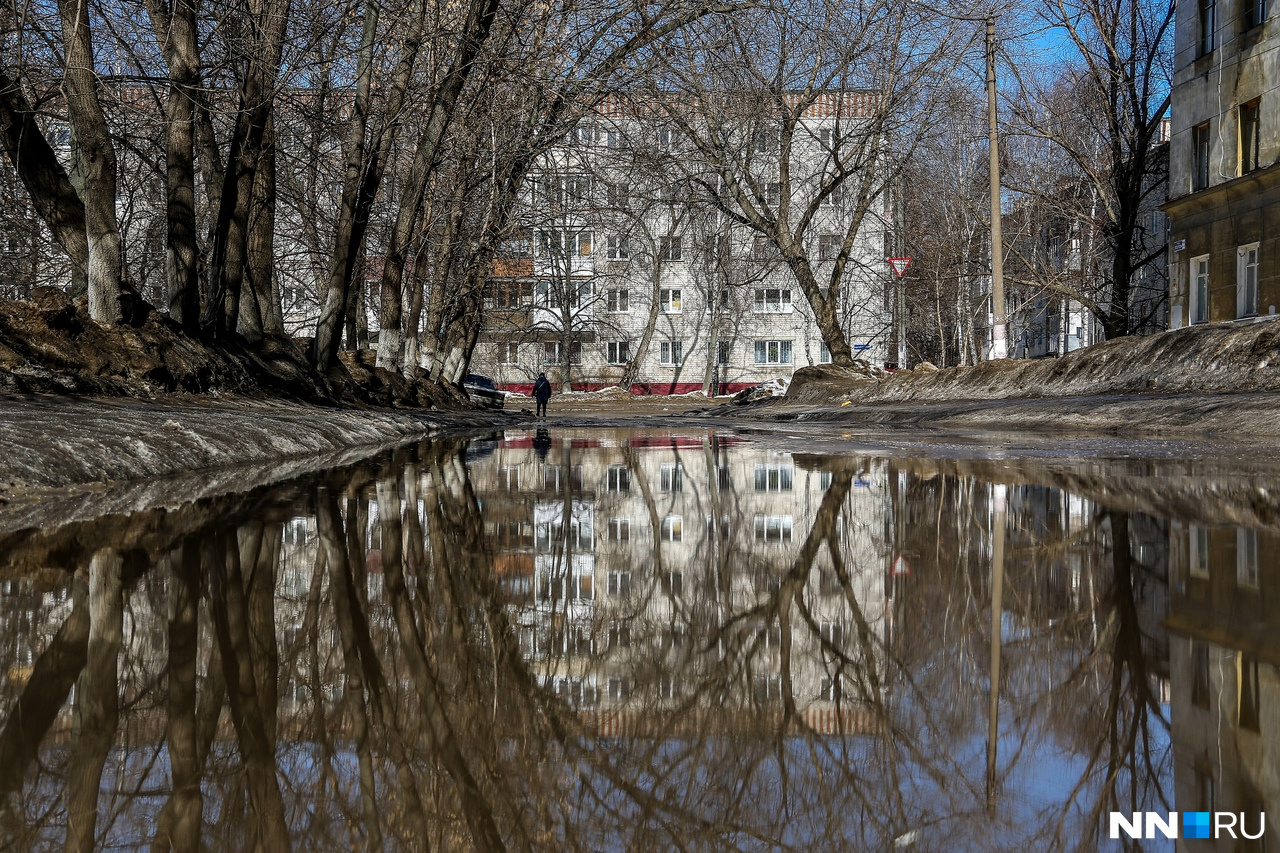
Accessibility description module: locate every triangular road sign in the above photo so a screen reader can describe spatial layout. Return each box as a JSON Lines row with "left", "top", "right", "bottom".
{"left": 887, "top": 257, "right": 912, "bottom": 278}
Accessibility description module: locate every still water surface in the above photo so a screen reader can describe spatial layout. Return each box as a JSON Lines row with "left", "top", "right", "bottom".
{"left": 0, "top": 428, "right": 1274, "bottom": 851}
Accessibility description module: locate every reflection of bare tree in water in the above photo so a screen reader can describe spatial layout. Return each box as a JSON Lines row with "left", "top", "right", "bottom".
{"left": 0, "top": 438, "right": 1180, "bottom": 850}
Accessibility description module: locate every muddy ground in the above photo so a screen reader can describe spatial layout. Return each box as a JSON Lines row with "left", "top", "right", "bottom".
{"left": 0, "top": 394, "right": 526, "bottom": 524}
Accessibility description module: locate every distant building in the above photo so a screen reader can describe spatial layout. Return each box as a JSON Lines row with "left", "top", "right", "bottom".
{"left": 471, "top": 94, "right": 892, "bottom": 395}
{"left": 1165, "top": 1, "right": 1279, "bottom": 327}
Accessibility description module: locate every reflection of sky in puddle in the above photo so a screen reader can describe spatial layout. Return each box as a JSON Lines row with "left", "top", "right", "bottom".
{"left": 0, "top": 427, "right": 1272, "bottom": 850}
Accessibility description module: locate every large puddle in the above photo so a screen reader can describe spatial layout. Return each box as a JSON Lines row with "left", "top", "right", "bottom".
{"left": 0, "top": 427, "right": 1274, "bottom": 850}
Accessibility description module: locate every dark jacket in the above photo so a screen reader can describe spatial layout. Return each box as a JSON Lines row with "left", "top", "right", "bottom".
{"left": 532, "top": 376, "right": 552, "bottom": 402}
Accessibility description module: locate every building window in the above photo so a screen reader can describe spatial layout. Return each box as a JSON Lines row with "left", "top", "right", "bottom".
{"left": 820, "top": 676, "right": 841, "bottom": 702}
{"left": 1237, "top": 528, "right": 1260, "bottom": 587}
{"left": 1192, "top": 640, "right": 1211, "bottom": 708}
{"left": 490, "top": 279, "right": 530, "bottom": 309}
{"left": 1200, "top": 0, "right": 1217, "bottom": 55}
{"left": 606, "top": 340, "right": 630, "bottom": 365}
{"left": 607, "top": 570, "right": 631, "bottom": 596}
{"left": 607, "top": 183, "right": 630, "bottom": 209}
{"left": 543, "top": 341, "right": 582, "bottom": 365}
{"left": 608, "top": 620, "right": 632, "bottom": 649}
{"left": 1195, "top": 764, "right": 1216, "bottom": 812}
{"left": 819, "top": 342, "right": 833, "bottom": 364}
{"left": 765, "top": 182, "right": 781, "bottom": 206}
{"left": 1190, "top": 525, "right": 1211, "bottom": 578}
{"left": 818, "top": 234, "right": 841, "bottom": 260}
{"left": 754, "top": 515, "right": 793, "bottom": 543}
{"left": 660, "top": 288, "right": 682, "bottom": 313}
{"left": 754, "top": 339, "right": 793, "bottom": 364}
{"left": 820, "top": 621, "right": 844, "bottom": 650}
{"left": 663, "top": 570, "right": 684, "bottom": 596}
{"left": 659, "top": 675, "right": 680, "bottom": 699}
{"left": 1245, "top": 0, "right": 1268, "bottom": 28}
{"left": 605, "top": 128, "right": 626, "bottom": 149}
{"left": 705, "top": 287, "right": 730, "bottom": 312}
{"left": 608, "top": 677, "right": 633, "bottom": 700}
{"left": 606, "top": 287, "right": 629, "bottom": 313}
{"left": 574, "top": 231, "right": 592, "bottom": 257}
{"left": 1240, "top": 654, "right": 1262, "bottom": 731}
{"left": 754, "top": 287, "right": 792, "bottom": 312}
{"left": 753, "top": 127, "right": 779, "bottom": 153}
{"left": 1190, "top": 255, "right": 1210, "bottom": 324}
{"left": 606, "top": 234, "right": 630, "bottom": 261}
{"left": 606, "top": 465, "right": 630, "bottom": 492}
{"left": 498, "top": 227, "right": 533, "bottom": 259}
{"left": 658, "top": 128, "right": 675, "bottom": 151}
{"left": 1192, "top": 122, "right": 1211, "bottom": 190}
{"left": 716, "top": 340, "right": 731, "bottom": 366}
{"left": 660, "top": 340, "right": 683, "bottom": 366}
{"left": 660, "top": 515, "right": 683, "bottom": 542}
{"left": 606, "top": 518, "right": 630, "bottom": 542}
{"left": 660, "top": 236, "right": 683, "bottom": 262}
{"left": 569, "top": 124, "right": 596, "bottom": 146}
{"left": 497, "top": 341, "right": 519, "bottom": 364}
{"left": 752, "top": 234, "right": 773, "bottom": 260}
{"left": 754, "top": 464, "right": 793, "bottom": 491}
{"left": 1240, "top": 100, "right": 1261, "bottom": 174}
{"left": 660, "top": 462, "right": 683, "bottom": 492}
{"left": 1238, "top": 243, "right": 1259, "bottom": 318}
{"left": 753, "top": 674, "right": 783, "bottom": 702}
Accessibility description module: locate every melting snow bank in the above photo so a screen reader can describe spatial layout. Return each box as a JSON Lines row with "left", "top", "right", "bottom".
{"left": 0, "top": 395, "right": 524, "bottom": 521}
{"left": 712, "top": 319, "right": 1280, "bottom": 437}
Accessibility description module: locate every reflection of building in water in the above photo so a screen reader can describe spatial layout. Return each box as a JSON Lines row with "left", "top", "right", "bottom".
{"left": 470, "top": 431, "right": 891, "bottom": 731}
{"left": 1167, "top": 522, "right": 1277, "bottom": 845}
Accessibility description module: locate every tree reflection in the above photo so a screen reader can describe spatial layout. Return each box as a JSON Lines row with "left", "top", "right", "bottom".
{"left": 0, "top": 431, "right": 1212, "bottom": 850}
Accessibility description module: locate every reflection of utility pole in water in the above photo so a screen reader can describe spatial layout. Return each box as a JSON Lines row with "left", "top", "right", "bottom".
{"left": 986, "top": 483, "right": 1006, "bottom": 812}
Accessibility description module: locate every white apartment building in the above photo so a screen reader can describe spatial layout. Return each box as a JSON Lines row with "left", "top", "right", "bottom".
{"left": 474, "top": 93, "right": 892, "bottom": 394}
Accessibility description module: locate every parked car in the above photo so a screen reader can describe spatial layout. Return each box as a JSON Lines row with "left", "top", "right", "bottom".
{"left": 463, "top": 374, "right": 505, "bottom": 410}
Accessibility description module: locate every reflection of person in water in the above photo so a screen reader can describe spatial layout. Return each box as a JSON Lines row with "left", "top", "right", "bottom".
{"left": 533, "top": 428, "right": 551, "bottom": 461}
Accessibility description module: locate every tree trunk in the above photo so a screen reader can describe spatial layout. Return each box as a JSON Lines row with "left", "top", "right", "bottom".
{"left": 57, "top": 0, "right": 123, "bottom": 324}
{"left": 65, "top": 550, "right": 123, "bottom": 853}
{"left": 242, "top": 118, "right": 279, "bottom": 338}
{"left": 0, "top": 72, "right": 90, "bottom": 293}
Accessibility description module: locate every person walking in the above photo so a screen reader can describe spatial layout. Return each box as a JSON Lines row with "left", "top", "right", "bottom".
{"left": 532, "top": 372, "right": 552, "bottom": 418}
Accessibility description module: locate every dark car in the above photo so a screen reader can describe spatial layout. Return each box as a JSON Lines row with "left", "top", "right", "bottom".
{"left": 463, "top": 373, "right": 505, "bottom": 410}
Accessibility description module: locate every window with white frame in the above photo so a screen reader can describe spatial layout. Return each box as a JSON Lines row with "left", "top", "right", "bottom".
{"left": 660, "top": 288, "right": 682, "bottom": 313}
{"left": 765, "top": 182, "right": 781, "bottom": 206}
{"left": 660, "top": 462, "right": 683, "bottom": 492}
{"left": 605, "top": 128, "right": 626, "bottom": 149}
{"left": 663, "top": 570, "right": 684, "bottom": 594}
{"left": 818, "top": 234, "right": 841, "bottom": 261}
{"left": 716, "top": 340, "right": 731, "bottom": 366}
{"left": 820, "top": 621, "right": 845, "bottom": 649}
{"left": 819, "top": 342, "right": 832, "bottom": 364}
{"left": 754, "top": 287, "right": 792, "bottom": 312}
{"left": 1238, "top": 243, "right": 1259, "bottom": 318}
{"left": 607, "top": 234, "right": 630, "bottom": 260}
{"left": 607, "top": 517, "right": 630, "bottom": 542}
{"left": 754, "top": 339, "right": 793, "bottom": 364}
{"left": 658, "top": 128, "right": 675, "bottom": 150}
{"left": 754, "top": 464, "right": 793, "bottom": 491}
{"left": 543, "top": 341, "right": 582, "bottom": 364}
{"left": 1190, "top": 255, "right": 1210, "bottom": 324}
{"left": 606, "top": 287, "right": 629, "bottom": 312}
{"left": 705, "top": 287, "right": 730, "bottom": 312}
{"left": 659, "top": 675, "right": 680, "bottom": 699}
{"left": 660, "top": 340, "right": 683, "bottom": 366}
{"left": 497, "top": 341, "right": 519, "bottom": 364}
{"left": 1190, "top": 525, "right": 1210, "bottom": 578}
{"left": 607, "top": 183, "right": 630, "bottom": 209}
{"left": 606, "top": 465, "right": 630, "bottom": 492}
{"left": 1237, "top": 528, "right": 1260, "bottom": 588}
{"left": 820, "top": 676, "right": 840, "bottom": 702}
{"left": 565, "top": 175, "right": 592, "bottom": 202}
{"left": 569, "top": 125, "right": 596, "bottom": 146}
{"left": 753, "top": 674, "right": 783, "bottom": 702}
{"left": 754, "top": 515, "right": 793, "bottom": 543}
{"left": 489, "top": 279, "right": 529, "bottom": 309}
{"left": 606, "top": 340, "right": 630, "bottom": 365}
{"left": 660, "top": 236, "right": 683, "bottom": 261}
{"left": 660, "top": 515, "right": 683, "bottom": 542}
{"left": 752, "top": 234, "right": 773, "bottom": 260}
{"left": 608, "top": 570, "right": 632, "bottom": 596}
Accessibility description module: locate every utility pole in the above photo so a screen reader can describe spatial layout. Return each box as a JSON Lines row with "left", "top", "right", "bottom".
{"left": 986, "top": 16, "right": 1008, "bottom": 359}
